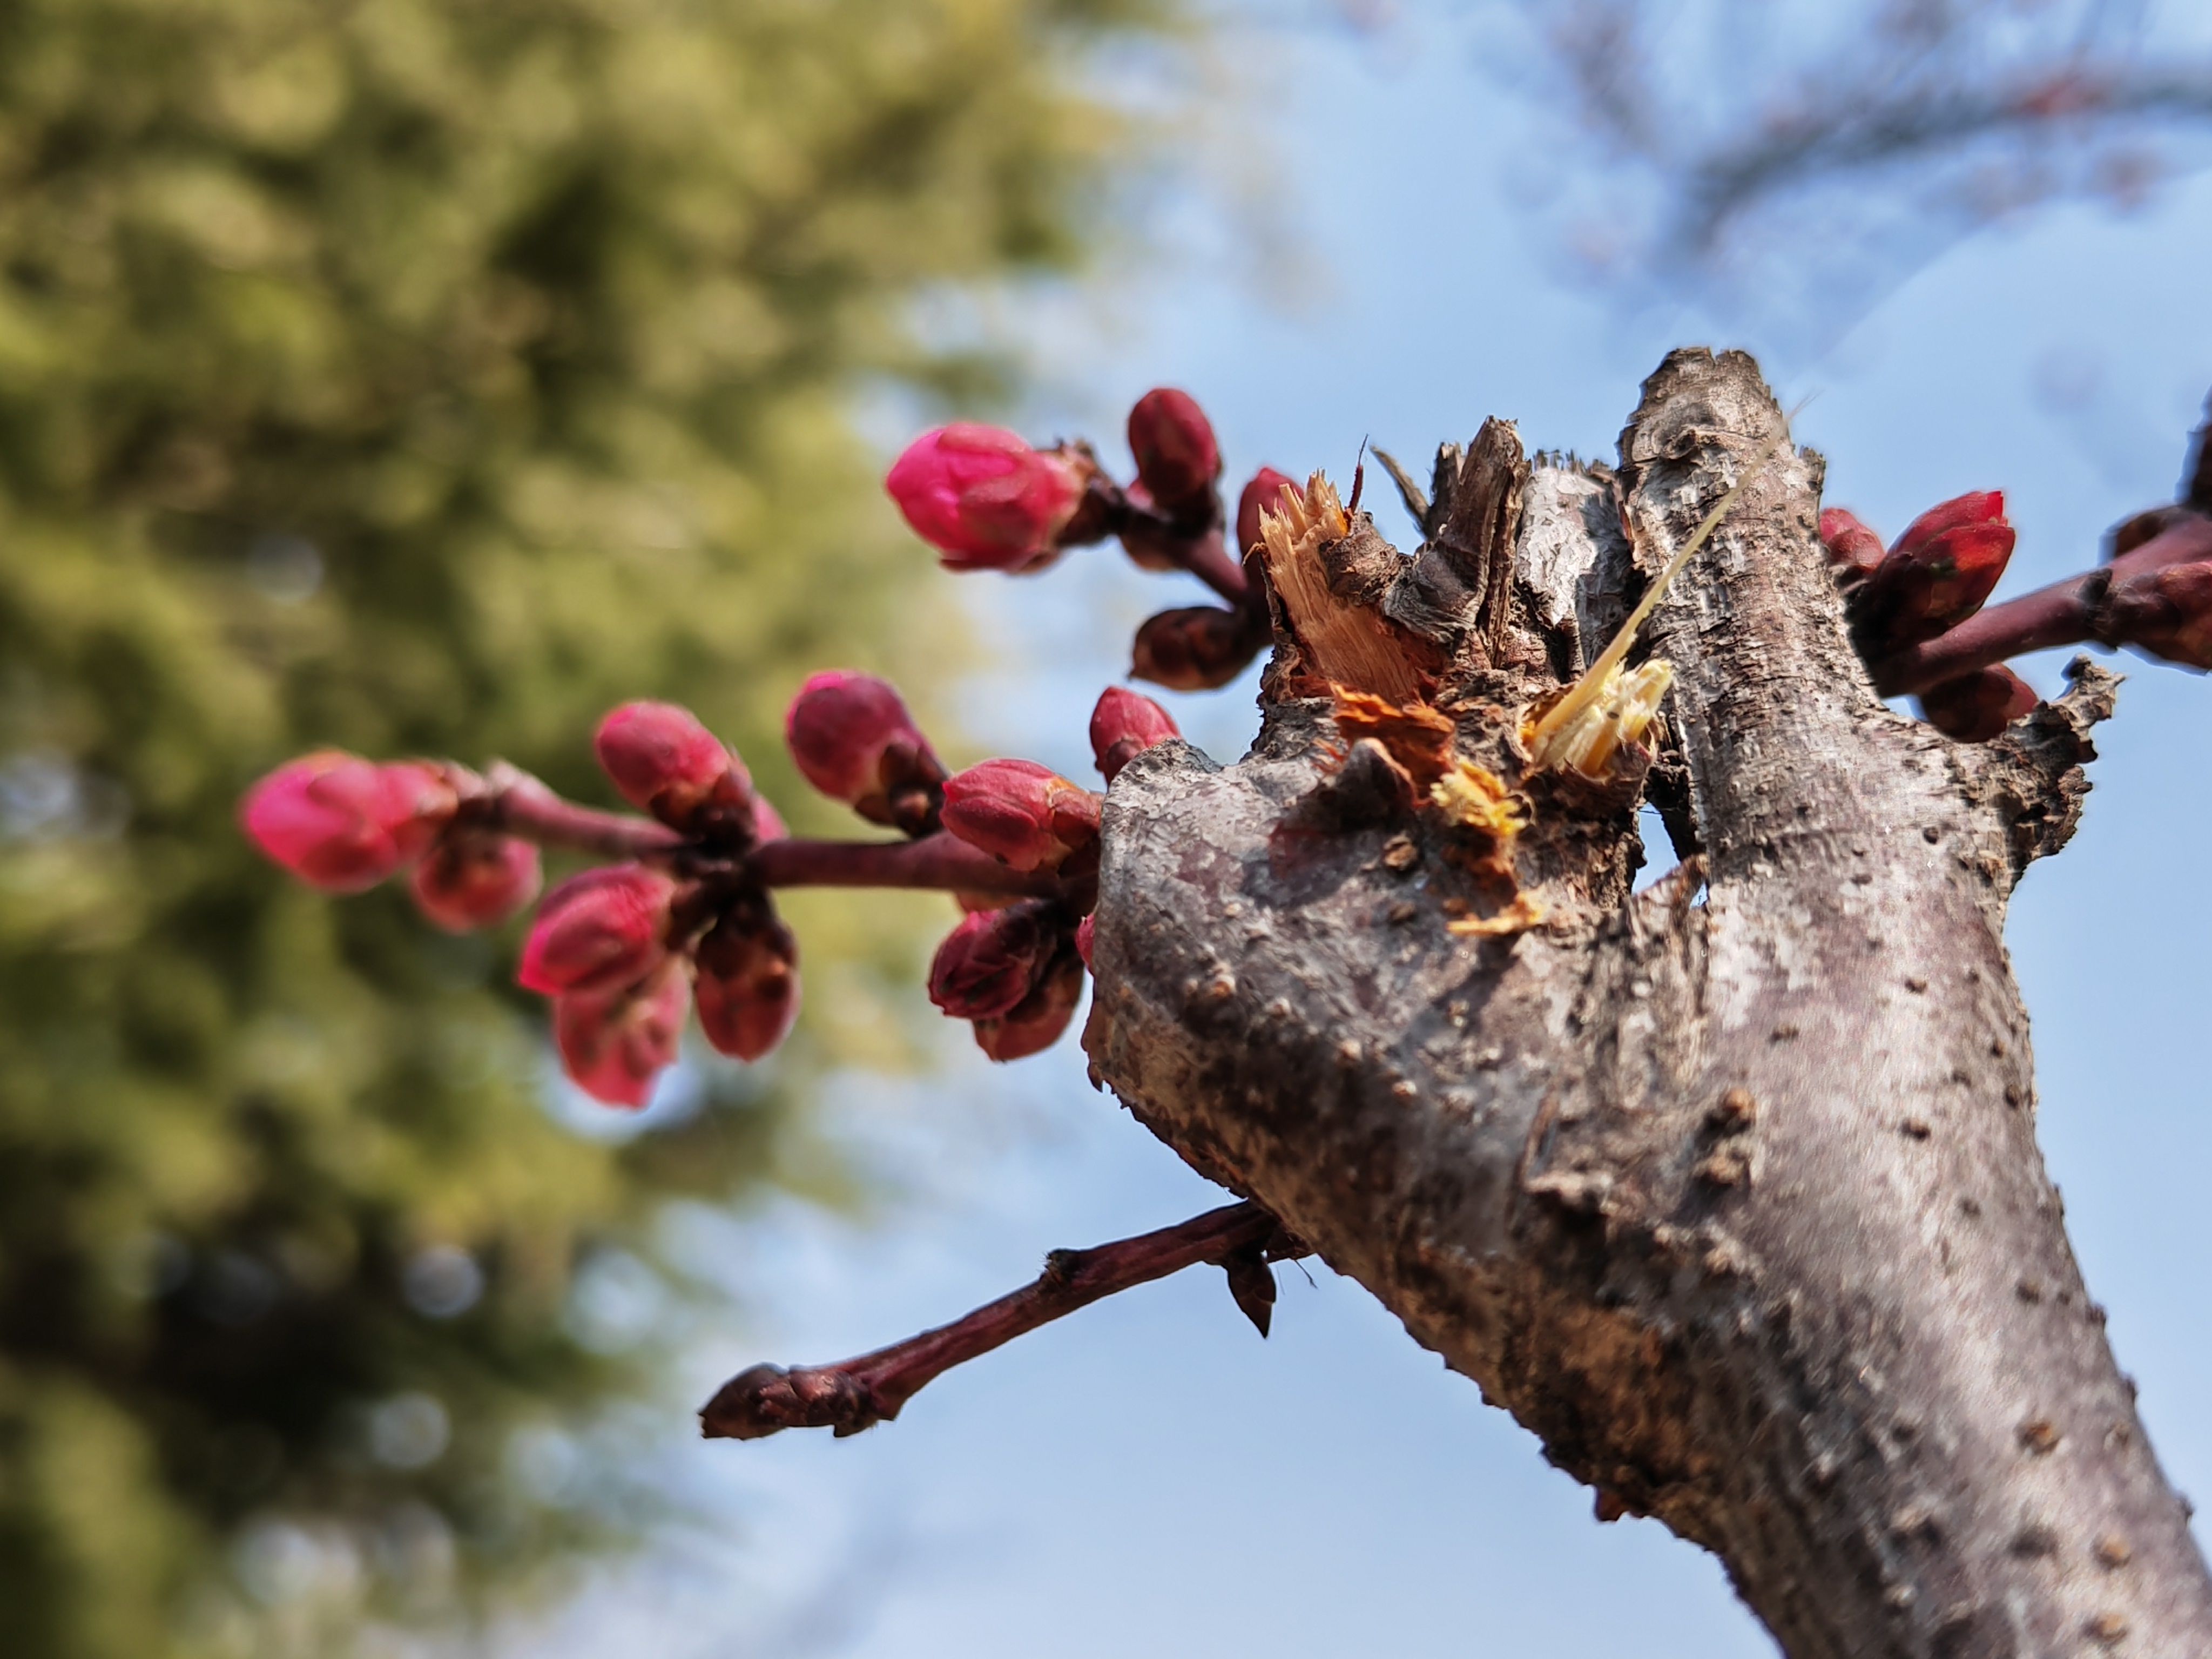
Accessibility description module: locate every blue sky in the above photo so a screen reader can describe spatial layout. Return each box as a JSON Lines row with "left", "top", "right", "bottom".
{"left": 521, "top": 8, "right": 2212, "bottom": 1655}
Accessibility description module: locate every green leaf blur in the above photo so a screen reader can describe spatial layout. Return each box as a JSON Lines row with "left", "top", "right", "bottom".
{"left": 0, "top": 1, "right": 1164, "bottom": 1652}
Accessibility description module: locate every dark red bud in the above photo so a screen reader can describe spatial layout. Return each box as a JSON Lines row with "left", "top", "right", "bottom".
{"left": 939, "top": 759, "right": 1101, "bottom": 873}
{"left": 1892, "top": 490, "right": 2006, "bottom": 556}
{"left": 2099, "top": 561, "right": 2212, "bottom": 670}
{"left": 693, "top": 905, "right": 800, "bottom": 1062}
{"left": 1130, "top": 605, "right": 1262, "bottom": 692}
{"left": 1854, "top": 491, "right": 2016, "bottom": 649}
{"left": 554, "top": 959, "right": 689, "bottom": 1109}
{"left": 1236, "top": 468, "right": 1297, "bottom": 560}
{"left": 1818, "top": 507, "right": 1887, "bottom": 585}
{"left": 1916, "top": 666, "right": 2038, "bottom": 743}
{"left": 973, "top": 949, "right": 1085, "bottom": 1062}
{"left": 409, "top": 833, "right": 542, "bottom": 931}
{"left": 516, "top": 864, "right": 676, "bottom": 996}
{"left": 927, "top": 901, "right": 1067, "bottom": 1020}
{"left": 1088, "top": 685, "right": 1180, "bottom": 782}
{"left": 1127, "top": 388, "right": 1220, "bottom": 520}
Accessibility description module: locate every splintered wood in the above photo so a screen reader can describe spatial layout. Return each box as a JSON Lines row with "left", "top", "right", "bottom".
{"left": 1258, "top": 474, "right": 1427, "bottom": 703}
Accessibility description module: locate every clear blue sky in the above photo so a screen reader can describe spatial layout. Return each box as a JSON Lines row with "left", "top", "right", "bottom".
{"left": 523, "top": 9, "right": 2212, "bottom": 1654}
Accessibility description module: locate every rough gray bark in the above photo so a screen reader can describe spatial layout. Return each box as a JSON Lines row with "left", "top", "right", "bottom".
{"left": 1083, "top": 349, "right": 2212, "bottom": 1657}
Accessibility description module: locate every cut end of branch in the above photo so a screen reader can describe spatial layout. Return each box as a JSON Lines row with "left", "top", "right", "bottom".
{"left": 1260, "top": 474, "right": 1426, "bottom": 702}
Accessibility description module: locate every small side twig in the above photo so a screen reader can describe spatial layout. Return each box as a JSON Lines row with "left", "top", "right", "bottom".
{"left": 699, "top": 1201, "right": 1305, "bottom": 1441}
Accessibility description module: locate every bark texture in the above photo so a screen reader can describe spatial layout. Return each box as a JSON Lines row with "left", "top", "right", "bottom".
{"left": 1083, "top": 349, "right": 2212, "bottom": 1657}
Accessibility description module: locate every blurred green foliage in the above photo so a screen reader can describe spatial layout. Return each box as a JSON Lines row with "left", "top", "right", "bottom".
{"left": 0, "top": 0, "right": 1163, "bottom": 1652}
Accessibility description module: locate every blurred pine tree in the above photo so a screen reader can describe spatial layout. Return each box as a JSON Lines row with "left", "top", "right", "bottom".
{"left": 0, "top": 1, "right": 1165, "bottom": 1651}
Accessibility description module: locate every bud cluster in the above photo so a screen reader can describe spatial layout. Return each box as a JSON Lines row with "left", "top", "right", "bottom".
{"left": 882, "top": 390, "right": 1283, "bottom": 692}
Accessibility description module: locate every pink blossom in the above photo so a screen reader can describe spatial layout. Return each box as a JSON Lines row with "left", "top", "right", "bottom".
{"left": 516, "top": 864, "right": 676, "bottom": 996}
{"left": 973, "top": 952, "right": 1085, "bottom": 1062}
{"left": 939, "top": 758, "right": 1101, "bottom": 873}
{"left": 784, "top": 670, "right": 945, "bottom": 829}
{"left": 885, "top": 423, "right": 1087, "bottom": 572}
{"left": 928, "top": 903, "right": 1064, "bottom": 1020}
{"left": 593, "top": 700, "right": 747, "bottom": 832}
{"left": 1088, "top": 686, "right": 1179, "bottom": 783}
{"left": 555, "top": 959, "right": 690, "bottom": 1109}
{"left": 240, "top": 752, "right": 456, "bottom": 892}
{"left": 693, "top": 908, "right": 801, "bottom": 1062}
{"left": 1127, "top": 388, "right": 1220, "bottom": 517}
{"left": 409, "top": 834, "right": 542, "bottom": 931}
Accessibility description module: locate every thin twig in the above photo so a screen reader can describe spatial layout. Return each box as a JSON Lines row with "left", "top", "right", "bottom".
{"left": 699, "top": 1201, "right": 1303, "bottom": 1441}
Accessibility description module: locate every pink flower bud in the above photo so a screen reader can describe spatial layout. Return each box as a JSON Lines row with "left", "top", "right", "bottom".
{"left": 240, "top": 752, "right": 457, "bottom": 892}
{"left": 939, "top": 759, "right": 1101, "bottom": 873}
{"left": 409, "top": 833, "right": 542, "bottom": 931}
{"left": 973, "top": 950, "right": 1085, "bottom": 1062}
{"left": 885, "top": 422, "right": 1088, "bottom": 572}
{"left": 693, "top": 906, "right": 800, "bottom": 1063}
{"left": 1236, "top": 468, "right": 1297, "bottom": 557}
{"left": 1856, "top": 491, "right": 2015, "bottom": 649}
{"left": 1127, "top": 388, "right": 1220, "bottom": 519}
{"left": 594, "top": 701, "right": 751, "bottom": 834}
{"left": 927, "top": 901, "right": 1067, "bottom": 1020}
{"left": 555, "top": 959, "right": 690, "bottom": 1109}
{"left": 1818, "top": 507, "right": 1887, "bottom": 585}
{"left": 1089, "top": 686, "right": 1179, "bottom": 783}
{"left": 516, "top": 864, "right": 676, "bottom": 996}
{"left": 1916, "top": 666, "right": 2038, "bottom": 743}
{"left": 784, "top": 670, "right": 947, "bottom": 832}
{"left": 1130, "top": 605, "right": 1262, "bottom": 692}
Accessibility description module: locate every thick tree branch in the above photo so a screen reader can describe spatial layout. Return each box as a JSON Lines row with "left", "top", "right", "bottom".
{"left": 698, "top": 1202, "right": 1296, "bottom": 1440}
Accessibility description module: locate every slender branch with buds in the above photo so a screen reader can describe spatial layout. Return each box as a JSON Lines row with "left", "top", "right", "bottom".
{"left": 699, "top": 1201, "right": 1304, "bottom": 1441}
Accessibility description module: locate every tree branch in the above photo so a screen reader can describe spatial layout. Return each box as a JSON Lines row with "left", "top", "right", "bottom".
{"left": 698, "top": 1201, "right": 1295, "bottom": 1441}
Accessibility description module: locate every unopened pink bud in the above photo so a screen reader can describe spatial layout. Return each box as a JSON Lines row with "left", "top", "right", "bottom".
{"left": 1130, "top": 605, "right": 1262, "bottom": 692}
{"left": 1089, "top": 686, "right": 1179, "bottom": 782}
{"left": 516, "top": 864, "right": 676, "bottom": 996}
{"left": 1236, "top": 468, "right": 1296, "bottom": 557}
{"left": 785, "top": 670, "right": 947, "bottom": 832}
{"left": 410, "top": 833, "right": 542, "bottom": 931}
{"left": 885, "top": 422, "right": 1088, "bottom": 572}
{"left": 1127, "top": 388, "right": 1220, "bottom": 520}
{"left": 1818, "top": 507, "right": 1886, "bottom": 584}
{"left": 928, "top": 902, "right": 1066, "bottom": 1020}
{"left": 1893, "top": 490, "right": 2006, "bottom": 556}
{"left": 974, "top": 951, "right": 1086, "bottom": 1062}
{"left": 554, "top": 959, "right": 690, "bottom": 1109}
{"left": 939, "top": 758, "right": 1101, "bottom": 873}
{"left": 594, "top": 701, "right": 750, "bottom": 833}
{"left": 1916, "top": 666, "right": 2038, "bottom": 743}
{"left": 693, "top": 907, "right": 800, "bottom": 1063}
{"left": 240, "top": 752, "right": 456, "bottom": 892}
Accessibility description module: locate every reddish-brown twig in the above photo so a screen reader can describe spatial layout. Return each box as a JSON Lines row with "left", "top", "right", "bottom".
{"left": 1873, "top": 515, "right": 2212, "bottom": 697}
{"left": 698, "top": 1201, "right": 1304, "bottom": 1441}
{"left": 478, "top": 771, "right": 1076, "bottom": 900}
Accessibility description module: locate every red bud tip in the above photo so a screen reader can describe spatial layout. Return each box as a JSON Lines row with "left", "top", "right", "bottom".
{"left": 594, "top": 700, "right": 748, "bottom": 832}
{"left": 2100, "top": 561, "right": 2212, "bottom": 670}
{"left": 410, "top": 834, "right": 542, "bottom": 931}
{"left": 785, "top": 670, "right": 948, "bottom": 832}
{"left": 1916, "top": 666, "right": 2038, "bottom": 743}
{"left": 974, "top": 951, "right": 1086, "bottom": 1062}
{"left": 939, "top": 758, "right": 1101, "bottom": 873}
{"left": 1854, "top": 491, "right": 2016, "bottom": 649}
{"left": 1236, "top": 468, "right": 1297, "bottom": 558}
{"left": 1075, "top": 912, "right": 1095, "bottom": 969}
{"left": 240, "top": 752, "right": 456, "bottom": 892}
{"left": 693, "top": 907, "right": 801, "bottom": 1062}
{"left": 885, "top": 422, "right": 1088, "bottom": 572}
{"left": 928, "top": 902, "right": 1069, "bottom": 1020}
{"left": 1817, "top": 507, "right": 1887, "bottom": 583}
{"left": 555, "top": 959, "right": 690, "bottom": 1109}
{"left": 1130, "top": 605, "right": 1262, "bottom": 692}
{"left": 1127, "top": 388, "right": 1221, "bottom": 518}
{"left": 1892, "top": 490, "right": 2006, "bottom": 557}
{"left": 1089, "top": 685, "right": 1180, "bottom": 782}
{"left": 516, "top": 864, "right": 677, "bottom": 996}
